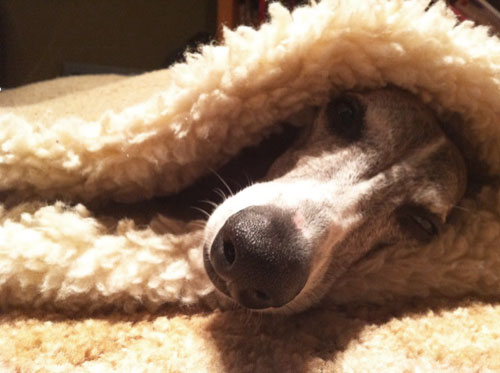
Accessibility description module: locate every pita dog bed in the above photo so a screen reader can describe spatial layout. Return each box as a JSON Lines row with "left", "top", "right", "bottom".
{"left": 1, "top": 0, "right": 500, "bottom": 371}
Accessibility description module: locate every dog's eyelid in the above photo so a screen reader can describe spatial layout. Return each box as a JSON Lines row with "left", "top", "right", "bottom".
{"left": 419, "top": 206, "right": 446, "bottom": 228}
{"left": 326, "top": 95, "right": 365, "bottom": 141}
{"left": 395, "top": 203, "right": 443, "bottom": 242}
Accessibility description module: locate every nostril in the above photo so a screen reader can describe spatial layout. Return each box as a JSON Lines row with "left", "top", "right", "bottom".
{"left": 223, "top": 239, "right": 236, "bottom": 265}
{"left": 209, "top": 230, "right": 238, "bottom": 276}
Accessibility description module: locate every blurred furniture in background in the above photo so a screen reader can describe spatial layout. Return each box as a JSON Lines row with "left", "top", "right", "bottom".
{"left": 447, "top": 0, "right": 500, "bottom": 35}
{"left": 216, "top": 0, "right": 307, "bottom": 39}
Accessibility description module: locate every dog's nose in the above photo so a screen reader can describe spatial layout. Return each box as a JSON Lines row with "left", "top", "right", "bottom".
{"left": 209, "top": 206, "right": 310, "bottom": 309}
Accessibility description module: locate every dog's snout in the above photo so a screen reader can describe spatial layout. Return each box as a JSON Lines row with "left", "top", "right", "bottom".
{"left": 208, "top": 206, "right": 310, "bottom": 309}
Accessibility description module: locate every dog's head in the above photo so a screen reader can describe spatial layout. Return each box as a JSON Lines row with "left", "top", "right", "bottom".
{"left": 203, "top": 88, "right": 467, "bottom": 313}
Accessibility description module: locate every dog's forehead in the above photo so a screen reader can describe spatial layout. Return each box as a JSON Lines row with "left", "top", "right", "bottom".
{"left": 268, "top": 88, "right": 466, "bottom": 217}
{"left": 308, "top": 88, "right": 442, "bottom": 146}
{"left": 355, "top": 89, "right": 443, "bottom": 146}
{"left": 287, "top": 88, "right": 467, "bottom": 214}
{"left": 356, "top": 89, "right": 466, "bottom": 208}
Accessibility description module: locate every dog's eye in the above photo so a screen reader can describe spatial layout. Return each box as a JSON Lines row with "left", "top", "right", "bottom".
{"left": 326, "top": 95, "right": 364, "bottom": 141}
{"left": 396, "top": 205, "right": 441, "bottom": 243}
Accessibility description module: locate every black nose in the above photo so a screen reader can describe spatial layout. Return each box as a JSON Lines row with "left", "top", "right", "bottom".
{"left": 208, "top": 206, "right": 310, "bottom": 309}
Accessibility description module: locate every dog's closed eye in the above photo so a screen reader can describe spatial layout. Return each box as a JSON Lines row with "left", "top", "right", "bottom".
{"left": 396, "top": 204, "right": 442, "bottom": 244}
{"left": 326, "top": 95, "right": 365, "bottom": 141}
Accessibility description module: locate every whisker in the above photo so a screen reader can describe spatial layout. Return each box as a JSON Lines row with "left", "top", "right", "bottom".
{"left": 243, "top": 172, "right": 254, "bottom": 188}
{"left": 190, "top": 206, "right": 211, "bottom": 219}
{"left": 210, "top": 168, "right": 234, "bottom": 196}
{"left": 214, "top": 188, "right": 228, "bottom": 201}
{"left": 199, "top": 199, "right": 219, "bottom": 209}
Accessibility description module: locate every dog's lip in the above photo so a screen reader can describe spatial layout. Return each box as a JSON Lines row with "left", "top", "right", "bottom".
{"left": 203, "top": 245, "right": 231, "bottom": 297}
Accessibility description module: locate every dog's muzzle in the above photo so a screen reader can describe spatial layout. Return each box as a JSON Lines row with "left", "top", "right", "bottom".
{"left": 204, "top": 205, "right": 311, "bottom": 309}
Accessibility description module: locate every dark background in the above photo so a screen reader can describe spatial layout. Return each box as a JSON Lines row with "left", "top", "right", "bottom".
{"left": 0, "top": 0, "right": 217, "bottom": 88}
{"left": 2, "top": 1, "right": 500, "bottom": 89}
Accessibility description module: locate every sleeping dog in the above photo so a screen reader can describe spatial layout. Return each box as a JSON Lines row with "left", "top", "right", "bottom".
{"left": 202, "top": 88, "right": 467, "bottom": 313}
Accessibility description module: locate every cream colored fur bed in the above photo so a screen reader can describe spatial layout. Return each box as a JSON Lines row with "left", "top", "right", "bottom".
{"left": 1, "top": 0, "right": 500, "bottom": 371}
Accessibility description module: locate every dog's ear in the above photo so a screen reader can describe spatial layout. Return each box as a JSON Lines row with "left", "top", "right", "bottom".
{"left": 282, "top": 105, "right": 321, "bottom": 150}
{"left": 439, "top": 112, "right": 496, "bottom": 195}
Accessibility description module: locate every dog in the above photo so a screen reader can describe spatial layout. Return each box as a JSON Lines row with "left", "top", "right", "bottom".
{"left": 202, "top": 87, "right": 467, "bottom": 313}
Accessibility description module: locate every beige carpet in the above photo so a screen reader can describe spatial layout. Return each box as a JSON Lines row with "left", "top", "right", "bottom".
{"left": 2, "top": 299, "right": 500, "bottom": 372}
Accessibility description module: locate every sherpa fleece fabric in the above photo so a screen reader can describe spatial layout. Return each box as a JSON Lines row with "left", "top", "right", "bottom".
{"left": 1, "top": 0, "right": 500, "bottom": 371}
